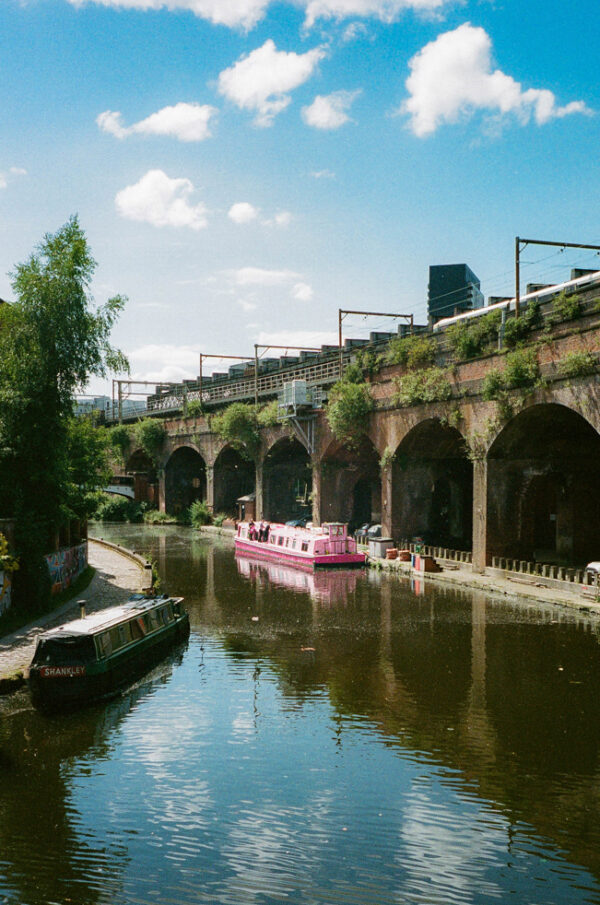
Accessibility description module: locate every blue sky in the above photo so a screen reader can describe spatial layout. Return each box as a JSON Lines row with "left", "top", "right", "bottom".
{"left": 1, "top": 0, "right": 598, "bottom": 393}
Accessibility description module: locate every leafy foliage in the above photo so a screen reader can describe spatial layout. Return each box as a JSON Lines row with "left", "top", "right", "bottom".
{"left": 132, "top": 418, "right": 166, "bottom": 464}
{"left": 211, "top": 403, "right": 260, "bottom": 459}
{"left": 186, "top": 399, "right": 204, "bottom": 418}
{"left": 90, "top": 493, "right": 145, "bottom": 523}
{"left": 0, "top": 217, "right": 127, "bottom": 611}
{"left": 393, "top": 367, "right": 453, "bottom": 407}
{"left": 551, "top": 290, "right": 582, "bottom": 323}
{"left": 385, "top": 334, "right": 437, "bottom": 368}
{"left": 503, "top": 300, "right": 542, "bottom": 348}
{"left": 188, "top": 499, "right": 213, "bottom": 527}
{"left": 109, "top": 424, "right": 131, "bottom": 465}
{"left": 325, "top": 380, "right": 374, "bottom": 448}
{"left": 257, "top": 400, "right": 281, "bottom": 427}
{"left": 64, "top": 417, "right": 112, "bottom": 519}
{"left": 446, "top": 310, "right": 502, "bottom": 360}
{"left": 557, "top": 350, "right": 597, "bottom": 379}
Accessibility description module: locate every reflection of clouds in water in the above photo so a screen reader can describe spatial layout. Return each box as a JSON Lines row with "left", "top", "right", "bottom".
{"left": 399, "top": 784, "right": 505, "bottom": 903}
{"left": 232, "top": 710, "right": 255, "bottom": 735}
{"left": 222, "top": 791, "right": 337, "bottom": 901}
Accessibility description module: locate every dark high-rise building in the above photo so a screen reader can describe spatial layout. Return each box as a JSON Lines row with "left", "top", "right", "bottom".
{"left": 428, "top": 264, "right": 484, "bottom": 323}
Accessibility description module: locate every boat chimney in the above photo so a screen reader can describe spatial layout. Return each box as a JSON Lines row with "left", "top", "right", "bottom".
{"left": 78, "top": 599, "right": 86, "bottom": 619}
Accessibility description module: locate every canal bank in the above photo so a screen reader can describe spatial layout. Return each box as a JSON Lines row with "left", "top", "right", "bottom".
{"left": 0, "top": 537, "right": 149, "bottom": 689}
{"left": 198, "top": 524, "right": 600, "bottom": 617}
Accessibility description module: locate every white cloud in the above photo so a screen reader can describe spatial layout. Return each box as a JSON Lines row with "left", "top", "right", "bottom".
{"left": 402, "top": 23, "right": 591, "bottom": 137}
{"left": 310, "top": 169, "right": 336, "bottom": 179}
{"left": 68, "top": 0, "right": 270, "bottom": 30}
{"left": 97, "top": 102, "right": 217, "bottom": 142}
{"left": 126, "top": 343, "right": 202, "bottom": 382}
{"left": 234, "top": 266, "right": 300, "bottom": 285}
{"left": 115, "top": 169, "right": 208, "bottom": 230}
{"left": 228, "top": 202, "right": 260, "bottom": 224}
{"left": 238, "top": 298, "right": 258, "bottom": 312}
{"left": 218, "top": 39, "right": 326, "bottom": 126}
{"left": 292, "top": 282, "right": 313, "bottom": 301}
{"left": 257, "top": 329, "right": 337, "bottom": 349}
{"left": 302, "top": 89, "right": 360, "bottom": 129}
{"left": 68, "top": 0, "right": 448, "bottom": 28}
{"left": 0, "top": 166, "right": 27, "bottom": 189}
{"left": 303, "top": 0, "right": 447, "bottom": 28}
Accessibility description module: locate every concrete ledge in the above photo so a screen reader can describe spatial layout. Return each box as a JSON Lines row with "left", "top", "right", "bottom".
{"left": 88, "top": 536, "right": 153, "bottom": 582}
{"left": 194, "top": 525, "right": 236, "bottom": 539}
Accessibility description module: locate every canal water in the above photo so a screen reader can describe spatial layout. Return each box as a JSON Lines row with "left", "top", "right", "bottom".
{"left": 2, "top": 526, "right": 600, "bottom": 905}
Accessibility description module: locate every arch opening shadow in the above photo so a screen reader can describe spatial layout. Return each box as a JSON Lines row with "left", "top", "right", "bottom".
{"left": 214, "top": 447, "right": 255, "bottom": 516}
{"left": 391, "top": 419, "right": 472, "bottom": 549}
{"left": 320, "top": 438, "right": 381, "bottom": 531}
{"left": 263, "top": 438, "right": 311, "bottom": 523}
{"left": 165, "top": 447, "right": 207, "bottom": 515}
{"left": 487, "top": 403, "right": 600, "bottom": 565}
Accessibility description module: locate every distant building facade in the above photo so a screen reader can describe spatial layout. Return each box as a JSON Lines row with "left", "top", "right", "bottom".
{"left": 428, "top": 264, "right": 484, "bottom": 324}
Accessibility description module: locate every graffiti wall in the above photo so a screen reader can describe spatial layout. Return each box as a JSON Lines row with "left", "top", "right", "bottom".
{"left": 0, "top": 571, "right": 12, "bottom": 617}
{"left": 45, "top": 542, "right": 88, "bottom": 596}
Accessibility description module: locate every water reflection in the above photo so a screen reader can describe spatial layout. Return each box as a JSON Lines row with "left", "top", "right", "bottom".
{"left": 5, "top": 523, "right": 598, "bottom": 904}
{"left": 235, "top": 552, "right": 362, "bottom": 604}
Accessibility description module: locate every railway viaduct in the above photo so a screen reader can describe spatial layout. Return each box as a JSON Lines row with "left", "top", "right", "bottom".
{"left": 120, "top": 303, "right": 600, "bottom": 573}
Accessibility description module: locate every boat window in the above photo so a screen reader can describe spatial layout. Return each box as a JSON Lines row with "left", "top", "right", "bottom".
{"left": 144, "top": 609, "right": 161, "bottom": 632}
{"left": 301, "top": 541, "right": 309, "bottom": 552}
{"left": 292, "top": 540, "right": 297, "bottom": 549}
{"left": 270, "top": 536, "right": 276, "bottom": 545}
{"left": 285, "top": 538, "right": 289, "bottom": 547}
{"left": 109, "top": 626, "right": 124, "bottom": 651}
{"left": 97, "top": 632, "right": 112, "bottom": 658}
{"left": 33, "top": 636, "right": 97, "bottom": 666}
{"left": 159, "top": 605, "right": 173, "bottom": 625}
{"left": 278, "top": 536, "right": 284, "bottom": 546}
{"left": 129, "top": 618, "right": 145, "bottom": 640}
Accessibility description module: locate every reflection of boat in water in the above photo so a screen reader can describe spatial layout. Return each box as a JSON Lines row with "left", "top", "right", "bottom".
{"left": 28, "top": 594, "right": 190, "bottom": 711}
{"left": 235, "top": 521, "right": 366, "bottom": 569}
{"left": 236, "top": 552, "right": 362, "bottom": 604}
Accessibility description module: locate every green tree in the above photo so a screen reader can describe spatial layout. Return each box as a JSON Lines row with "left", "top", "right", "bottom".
{"left": 0, "top": 217, "right": 127, "bottom": 611}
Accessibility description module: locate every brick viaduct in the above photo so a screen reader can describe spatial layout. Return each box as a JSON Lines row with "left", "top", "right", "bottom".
{"left": 123, "top": 308, "right": 600, "bottom": 574}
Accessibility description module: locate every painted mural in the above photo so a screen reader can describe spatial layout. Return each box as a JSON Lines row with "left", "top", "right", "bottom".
{"left": 45, "top": 542, "right": 88, "bottom": 596}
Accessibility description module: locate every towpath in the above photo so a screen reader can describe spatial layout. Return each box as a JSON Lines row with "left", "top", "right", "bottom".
{"left": 0, "top": 539, "right": 144, "bottom": 682}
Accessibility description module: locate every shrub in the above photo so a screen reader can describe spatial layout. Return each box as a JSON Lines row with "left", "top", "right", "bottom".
{"left": 257, "top": 400, "right": 280, "bottom": 427}
{"left": 212, "top": 512, "right": 226, "bottom": 527}
{"left": 91, "top": 493, "right": 144, "bottom": 523}
{"left": 481, "top": 369, "right": 505, "bottom": 401}
{"left": 186, "top": 399, "right": 204, "bottom": 418}
{"left": 503, "top": 300, "right": 543, "bottom": 348}
{"left": 393, "top": 367, "right": 453, "bottom": 407}
{"left": 143, "top": 510, "right": 177, "bottom": 524}
{"left": 558, "top": 351, "right": 597, "bottom": 379}
{"left": 109, "top": 424, "right": 131, "bottom": 464}
{"left": 211, "top": 403, "right": 260, "bottom": 459}
{"left": 133, "top": 418, "right": 166, "bottom": 464}
{"left": 385, "top": 334, "right": 437, "bottom": 368}
{"left": 552, "top": 290, "right": 582, "bottom": 323}
{"left": 446, "top": 310, "right": 502, "bottom": 360}
{"left": 325, "top": 380, "right": 374, "bottom": 447}
{"left": 503, "top": 347, "right": 540, "bottom": 389}
{"left": 188, "top": 499, "right": 213, "bottom": 527}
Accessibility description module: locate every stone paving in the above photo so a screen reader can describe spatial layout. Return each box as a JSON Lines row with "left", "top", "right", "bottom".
{"left": 0, "top": 539, "right": 144, "bottom": 680}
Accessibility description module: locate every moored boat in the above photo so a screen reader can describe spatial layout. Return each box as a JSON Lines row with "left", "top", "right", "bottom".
{"left": 28, "top": 594, "right": 189, "bottom": 711}
{"left": 235, "top": 521, "right": 366, "bottom": 570}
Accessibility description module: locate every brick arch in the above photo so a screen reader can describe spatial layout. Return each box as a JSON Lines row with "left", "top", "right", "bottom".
{"left": 318, "top": 434, "right": 381, "bottom": 529}
{"left": 164, "top": 445, "right": 207, "bottom": 515}
{"left": 390, "top": 417, "right": 472, "bottom": 549}
{"left": 485, "top": 402, "right": 600, "bottom": 565}
{"left": 213, "top": 444, "right": 255, "bottom": 516}
{"left": 262, "top": 437, "right": 311, "bottom": 523}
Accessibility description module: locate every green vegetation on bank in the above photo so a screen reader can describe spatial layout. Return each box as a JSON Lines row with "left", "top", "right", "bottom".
{"left": 0, "top": 217, "right": 127, "bottom": 614}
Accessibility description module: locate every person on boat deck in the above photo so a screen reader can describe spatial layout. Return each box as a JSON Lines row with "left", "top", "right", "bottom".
{"left": 263, "top": 522, "right": 270, "bottom": 543}
{"left": 258, "top": 520, "right": 269, "bottom": 542}
{"left": 248, "top": 521, "right": 256, "bottom": 540}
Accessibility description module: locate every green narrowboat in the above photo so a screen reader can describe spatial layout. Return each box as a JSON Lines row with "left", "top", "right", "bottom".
{"left": 28, "top": 594, "right": 189, "bottom": 711}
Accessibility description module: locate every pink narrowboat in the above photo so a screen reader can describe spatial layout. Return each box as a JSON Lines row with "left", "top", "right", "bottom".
{"left": 235, "top": 521, "right": 366, "bottom": 570}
